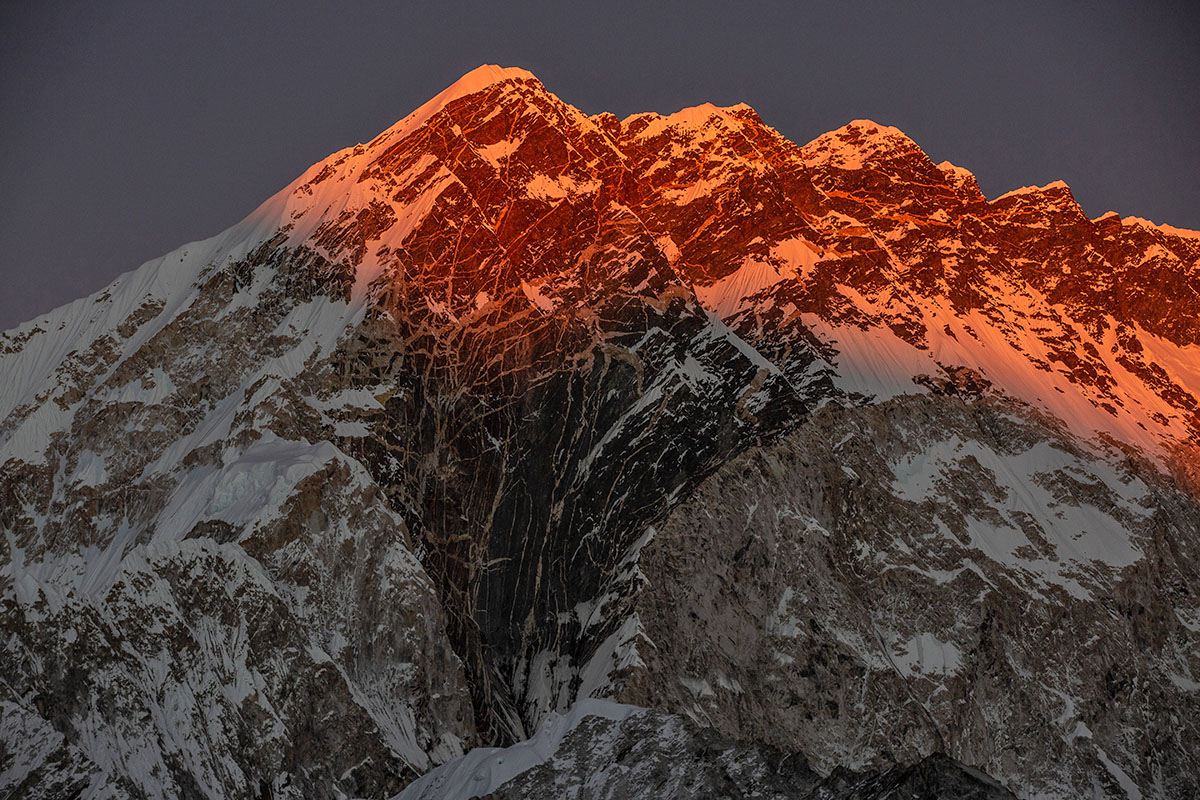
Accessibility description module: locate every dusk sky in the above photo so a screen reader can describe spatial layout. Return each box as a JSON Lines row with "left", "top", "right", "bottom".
{"left": 2, "top": 0, "right": 1197, "bottom": 331}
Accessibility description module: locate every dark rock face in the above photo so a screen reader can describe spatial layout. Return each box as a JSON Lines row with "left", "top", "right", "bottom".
{"left": 2, "top": 66, "right": 1198, "bottom": 798}
{"left": 472, "top": 706, "right": 1015, "bottom": 800}
{"left": 620, "top": 395, "right": 1200, "bottom": 797}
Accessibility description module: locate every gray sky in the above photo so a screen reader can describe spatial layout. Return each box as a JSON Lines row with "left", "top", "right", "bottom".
{"left": 2, "top": 0, "right": 1197, "bottom": 331}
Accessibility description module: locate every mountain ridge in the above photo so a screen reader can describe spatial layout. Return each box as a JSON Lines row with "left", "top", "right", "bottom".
{"left": 11, "top": 64, "right": 1196, "bottom": 459}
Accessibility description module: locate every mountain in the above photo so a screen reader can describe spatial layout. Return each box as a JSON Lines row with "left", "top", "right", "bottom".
{"left": 2, "top": 64, "right": 1198, "bottom": 799}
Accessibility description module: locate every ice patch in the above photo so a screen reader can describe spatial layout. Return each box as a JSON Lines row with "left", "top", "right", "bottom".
{"left": 891, "top": 633, "right": 961, "bottom": 677}
{"left": 156, "top": 436, "right": 340, "bottom": 542}
{"left": 520, "top": 280, "right": 557, "bottom": 313}
{"left": 524, "top": 174, "right": 599, "bottom": 202}
{"left": 693, "top": 237, "right": 820, "bottom": 318}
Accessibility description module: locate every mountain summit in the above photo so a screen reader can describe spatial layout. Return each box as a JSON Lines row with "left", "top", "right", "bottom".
{"left": 3, "top": 66, "right": 1198, "bottom": 799}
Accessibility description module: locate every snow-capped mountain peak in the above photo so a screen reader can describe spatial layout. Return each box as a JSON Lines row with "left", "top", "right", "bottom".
{"left": 3, "top": 67, "right": 1198, "bottom": 800}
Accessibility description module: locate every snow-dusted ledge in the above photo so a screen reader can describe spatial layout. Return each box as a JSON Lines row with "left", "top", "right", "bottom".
{"left": 394, "top": 700, "right": 645, "bottom": 800}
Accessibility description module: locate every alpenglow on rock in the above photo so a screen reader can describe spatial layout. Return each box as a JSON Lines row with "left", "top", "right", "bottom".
{"left": 2, "top": 65, "right": 1198, "bottom": 799}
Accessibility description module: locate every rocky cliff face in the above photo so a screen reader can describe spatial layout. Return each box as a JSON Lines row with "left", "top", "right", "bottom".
{"left": 2, "top": 65, "right": 1198, "bottom": 799}
{"left": 398, "top": 700, "right": 1016, "bottom": 800}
